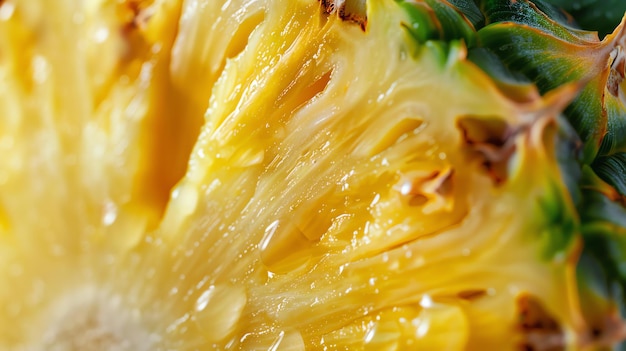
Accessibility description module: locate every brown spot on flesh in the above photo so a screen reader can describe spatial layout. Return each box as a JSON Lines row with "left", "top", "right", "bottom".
{"left": 457, "top": 289, "right": 487, "bottom": 301}
{"left": 319, "top": 0, "right": 367, "bottom": 31}
{"left": 120, "top": 0, "right": 155, "bottom": 33}
{"left": 516, "top": 294, "right": 565, "bottom": 351}
{"left": 395, "top": 167, "right": 455, "bottom": 212}
{"left": 580, "top": 312, "right": 626, "bottom": 349}
{"left": 457, "top": 116, "right": 516, "bottom": 185}
{"left": 607, "top": 47, "right": 625, "bottom": 98}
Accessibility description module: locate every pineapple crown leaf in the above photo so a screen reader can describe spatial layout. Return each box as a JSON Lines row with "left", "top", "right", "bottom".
{"left": 542, "top": 0, "right": 626, "bottom": 38}
{"left": 397, "top": 0, "right": 476, "bottom": 45}
{"left": 396, "top": 0, "right": 624, "bottom": 163}
{"left": 477, "top": 0, "right": 599, "bottom": 43}
{"left": 473, "top": 7, "right": 626, "bottom": 162}
{"left": 592, "top": 153, "right": 626, "bottom": 198}
{"left": 579, "top": 165, "right": 626, "bottom": 231}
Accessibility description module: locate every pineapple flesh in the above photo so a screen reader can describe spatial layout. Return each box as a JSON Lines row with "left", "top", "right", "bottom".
{"left": 0, "top": 0, "right": 625, "bottom": 350}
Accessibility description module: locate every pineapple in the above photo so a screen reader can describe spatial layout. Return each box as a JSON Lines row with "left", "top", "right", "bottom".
{"left": 0, "top": 0, "right": 625, "bottom": 350}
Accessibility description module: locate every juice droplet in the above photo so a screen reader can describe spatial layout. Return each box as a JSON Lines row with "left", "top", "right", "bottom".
{"left": 161, "top": 182, "right": 199, "bottom": 236}
{"left": 106, "top": 206, "right": 148, "bottom": 251}
{"left": 194, "top": 284, "right": 247, "bottom": 343}
{"left": 102, "top": 201, "right": 118, "bottom": 226}
{"left": 259, "top": 220, "right": 313, "bottom": 274}
{"left": 171, "top": 183, "right": 199, "bottom": 216}
{"left": 233, "top": 148, "right": 265, "bottom": 167}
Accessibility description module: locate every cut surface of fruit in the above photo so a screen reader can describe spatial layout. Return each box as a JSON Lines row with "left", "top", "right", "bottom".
{"left": 0, "top": 0, "right": 625, "bottom": 350}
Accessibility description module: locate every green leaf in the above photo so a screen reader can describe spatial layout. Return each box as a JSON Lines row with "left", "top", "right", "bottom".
{"left": 477, "top": 23, "right": 606, "bottom": 161}
{"left": 536, "top": 180, "right": 579, "bottom": 260}
{"left": 600, "top": 90, "right": 626, "bottom": 156}
{"left": 580, "top": 190, "right": 626, "bottom": 231}
{"left": 424, "top": 0, "right": 476, "bottom": 44}
{"left": 475, "top": 7, "right": 626, "bottom": 162}
{"left": 397, "top": 0, "right": 476, "bottom": 45}
{"left": 446, "top": 0, "right": 485, "bottom": 28}
{"left": 577, "top": 232, "right": 626, "bottom": 348}
{"left": 544, "top": 0, "right": 626, "bottom": 37}
{"left": 397, "top": 1, "right": 441, "bottom": 44}
{"left": 467, "top": 47, "right": 539, "bottom": 102}
{"left": 579, "top": 166, "right": 626, "bottom": 234}
{"left": 477, "top": 0, "right": 599, "bottom": 43}
{"left": 554, "top": 115, "right": 584, "bottom": 207}
{"left": 576, "top": 166, "right": 626, "bottom": 340}
{"left": 592, "top": 153, "right": 626, "bottom": 197}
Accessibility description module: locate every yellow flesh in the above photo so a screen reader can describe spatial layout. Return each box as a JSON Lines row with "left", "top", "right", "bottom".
{"left": 0, "top": 0, "right": 593, "bottom": 349}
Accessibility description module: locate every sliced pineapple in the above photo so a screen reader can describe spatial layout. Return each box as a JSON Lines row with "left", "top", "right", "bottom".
{"left": 0, "top": 0, "right": 625, "bottom": 350}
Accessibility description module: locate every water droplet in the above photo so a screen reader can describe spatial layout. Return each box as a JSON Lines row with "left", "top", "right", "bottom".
{"left": 419, "top": 295, "right": 433, "bottom": 308}
{"left": 233, "top": 149, "right": 265, "bottom": 167}
{"left": 399, "top": 181, "right": 412, "bottom": 196}
{"left": 414, "top": 317, "right": 429, "bottom": 338}
{"left": 102, "top": 201, "right": 118, "bottom": 226}
{"left": 93, "top": 26, "right": 109, "bottom": 43}
{"left": 369, "top": 193, "right": 381, "bottom": 207}
{"left": 194, "top": 284, "right": 247, "bottom": 343}
{"left": 105, "top": 205, "right": 148, "bottom": 251}
{"left": 161, "top": 182, "right": 200, "bottom": 237}
{"left": 259, "top": 220, "right": 313, "bottom": 274}
{"left": 364, "top": 326, "right": 376, "bottom": 343}
{"left": 171, "top": 183, "right": 199, "bottom": 216}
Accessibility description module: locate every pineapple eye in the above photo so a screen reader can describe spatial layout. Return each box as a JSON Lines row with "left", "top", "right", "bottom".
{"left": 393, "top": 167, "right": 455, "bottom": 213}
{"left": 516, "top": 294, "right": 564, "bottom": 351}
{"left": 319, "top": 0, "right": 368, "bottom": 30}
{"left": 120, "top": 1, "right": 155, "bottom": 31}
{"left": 457, "top": 116, "right": 515, "bottom": 184}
